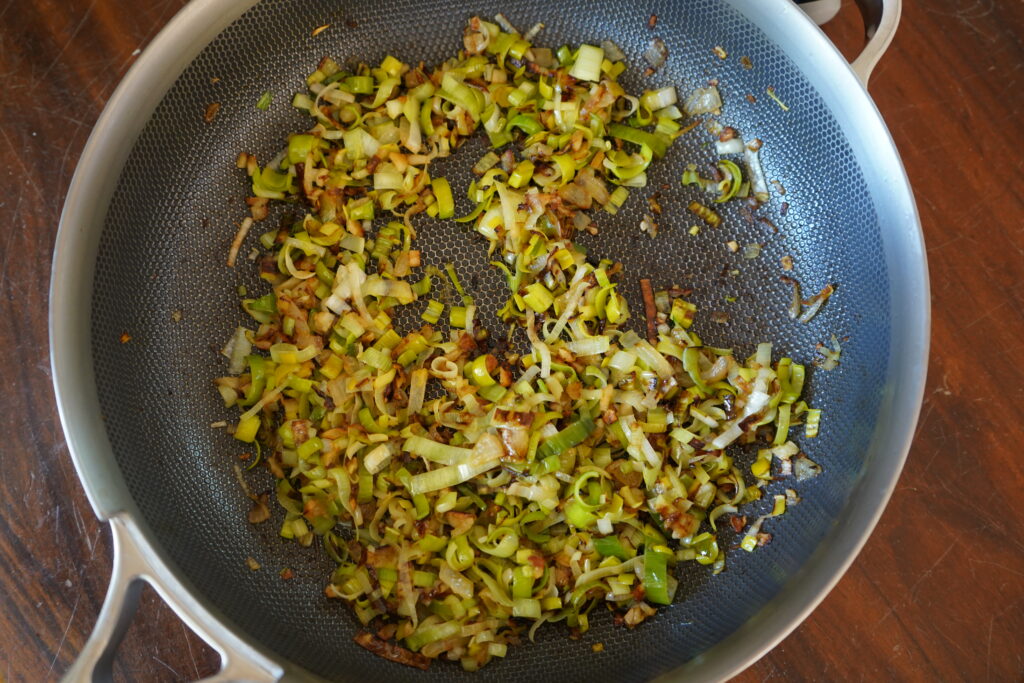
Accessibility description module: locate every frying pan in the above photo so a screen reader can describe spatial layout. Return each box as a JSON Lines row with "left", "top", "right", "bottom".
{"left": 50, "top": 0, "right": 928, "bottom": 680}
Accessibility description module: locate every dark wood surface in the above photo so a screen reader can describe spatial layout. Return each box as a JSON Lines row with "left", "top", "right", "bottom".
{"left": 1, "top": 1, "right": 1021, "bottom": 680}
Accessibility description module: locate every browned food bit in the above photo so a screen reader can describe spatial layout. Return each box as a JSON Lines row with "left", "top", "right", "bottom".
{"left": 640, "top": 213, "right": 658, "bottom": 237}
{"left": 640, "top": 278, "right": 658, "bottom": 343}
{"left": 203, "top": 101, "right": 221, "bottom": 123}
{"left": 119, "top": 332, "right": 131, "bottom": 344}
{"left": 311, "top": 23, "right": 330, "bottom": 36}
{"left": 740, "top": 55, "right": 753, "bottom": 69}
{"left": 798, "top": 283, "right": 836, "bottom": 323}
{"left": 712, "top": 46, "right": 728, "bottom": 59}
{"left": 227, "top": 217, "right": 253, "bottom": 268}
{"left": 815, "top": 334, "right": 843, "bottom": 370}
{"left": 246, "top": 556, "right": 261, "bottom": 571}
{"left": 279, "top": 567, "right": 294, "bottom": 580}
{"left": 646, "top": 193, "right": 662, "bottom": 214}
{"left": 745, "top": 93, "right": 757, "bottom": 104}
{"left": 766, "top": 86, "right": 790, "bottom": 111}
{"left": 354, "top": 632, "right": 430, "bottom": 670}
{"left": 757, "top": 216, "right": 779, "bottom": 233}
{"left": 688, "top": 200, "right": 721, "bottom": 227}
{"left": 781, "top": 254, "right": 794, "bottom": 270}
{"left": 246, "top": 196, "right": 269, "bottom": 221}
{"left": 248, "top": 494, "right": 270, "bottom": 524}
{"left": 678, "top": 119, "right": 703, "bottom": 136}
{"left": 647, "top": 13, "right": 657, "bottom": 29}
{"left": 781, "top": 275, "right": 802, "bottom": 319}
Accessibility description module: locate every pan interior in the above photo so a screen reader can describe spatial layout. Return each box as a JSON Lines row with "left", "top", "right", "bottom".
{"left": 90, "top": 0, "right": 888, "bottom": 680}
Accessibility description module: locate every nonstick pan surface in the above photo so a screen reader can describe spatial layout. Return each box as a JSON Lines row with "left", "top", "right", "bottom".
{"left": 52, "top": 1, "right": 927, "bottom": 680}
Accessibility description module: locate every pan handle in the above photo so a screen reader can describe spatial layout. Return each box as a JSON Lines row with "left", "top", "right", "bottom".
{"left": 849, "top": 0, "right": 901, "bottom": 85}
{"left": 795, "top": 0, "right": 901, "bottom": 86}
{"left": 62, "top": 514, "right": 283, "bottom": 683}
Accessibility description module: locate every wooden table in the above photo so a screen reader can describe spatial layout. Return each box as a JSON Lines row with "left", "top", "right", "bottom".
{"left": 1, "top": 1, "right": 1021, "bottom": 680}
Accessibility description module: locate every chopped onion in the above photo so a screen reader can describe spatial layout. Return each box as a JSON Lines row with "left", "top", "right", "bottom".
{"left": 643, "top": 37, "right": 668, "bottom": 70}
{"left": 494, "top": 12, "right": 517, "bottom": 33}
{"left": 640, "top": 87, "right": 677, "bottom": 111}
{"left": 221, "top": 327, "right": 252, "bottom": 375}
{"left": 793, "top": 454, "right": 822, "bottom": 481}
{"left": 744, "top": 141, "right": 770, "bottom": 203}
{"left": 715, "top": 138, "right": 746, "bottom": 155}
{"left": 684, "top": 86, "right": 722, "bottom": 116}
{"left": 600, "top": 39, "right": 626, "bottom": 62}
{"left": 523, "top": 22, "right": 545, "bottom": 41}
{"left": 440, "top": 562, "right": 475, "bottom": 598}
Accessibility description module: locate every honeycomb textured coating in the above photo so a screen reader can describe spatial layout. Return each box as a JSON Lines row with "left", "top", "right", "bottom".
{"left": 91, "top": 1, "right": 889, "bottom": 679}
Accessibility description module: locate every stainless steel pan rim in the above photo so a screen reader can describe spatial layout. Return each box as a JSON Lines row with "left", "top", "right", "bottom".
{"left": 50, "top": 0, "right": 927, "bottom": 680}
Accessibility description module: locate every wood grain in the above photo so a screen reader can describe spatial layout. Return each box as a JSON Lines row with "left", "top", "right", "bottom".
{"left": 0, "top": 0, "right": 1021, "bottom": 680}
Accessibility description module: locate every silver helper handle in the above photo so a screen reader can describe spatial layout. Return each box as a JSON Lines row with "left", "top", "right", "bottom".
{"left": 796, "top": 0, "right": 901, "bottom": 86}
{"left": 849, "top": 0, "right": 901, "bottom": 85}
{"left": 62, "top": 514, "right": 283, "bottom": 683}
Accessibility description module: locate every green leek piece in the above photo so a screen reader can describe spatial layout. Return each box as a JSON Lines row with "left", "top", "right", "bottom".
{"left": 449, "top": 306, "right": 468, "bottom": 329}
{"left": 466, "top": 354, "right": 497, "bottom": 386}
{"left": 714, "top": 159, "right": 743, "bottom": 203}
{"left": 805, "top": 408, "right": 822, "bottom": 437}
{"left": 511, "top": 565, "right": 535, "bottom": 599}
{"left": 345, "top": 75, "right": 374, "bottom": 94}
{"left": 569, "top": 44, "right": 604, "bottom": 81}
{"left": 421, "top": 299, "right": 444, "bottom": 324}
{"left": 508, "top": 160, "right": 535, "bottom": 189}
{"left": 594, "top": 536, "right": 631, "bottom": 561}
{"left": 538, "top": 412, "right": 596, "bottom": 458}
{"left": 643, "top": 539, "right": 672, "bottom": 605}
{"left": 288, "top": 134, "right": 317, "bottom": 164}
{"left": 432, "top": 177, "right": 455, "bottom": 219}
{"left": 507, "top": 114, "right": 544, "bottom": 136}
{"left": 234, "top": 415, "right": 260, "bottom": 442}
{"left": 683, "top": 347, "right": 710, "bottom": 396}
{"left": 608, "top": 122, "right": 669, "bottom": 158}
{"left": 523, "top": 282, "right": 554, "bottom": 312}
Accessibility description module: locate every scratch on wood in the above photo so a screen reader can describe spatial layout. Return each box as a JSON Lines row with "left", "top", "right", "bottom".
{"left": 88, "top": 529, "right": 102, "bottom": 560}
{"left": 963, "top": 300, "right": 1011, "bottom": 330}
{"left": 985, "top": 615, "right": 994, "bottom": 681}
{"left": 909, "top": 542, "right": 956, "bottom": 603}
{"left": 152, "top": 654, "right": 182, "bottom": 678}
{"left": 967, "top": 558, "right": 1024, "bottom": 580}
{"left": 46, "top": 593, "right": 81, "bottom": 677}
{"left": 71, "top": 502, "right": 86, "bottom": 539}
{"left": 182, "top": 622, "right": 200, "bottom": 679}
{"left": 38, "top": 0, "right": 99, "bottom": 83}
